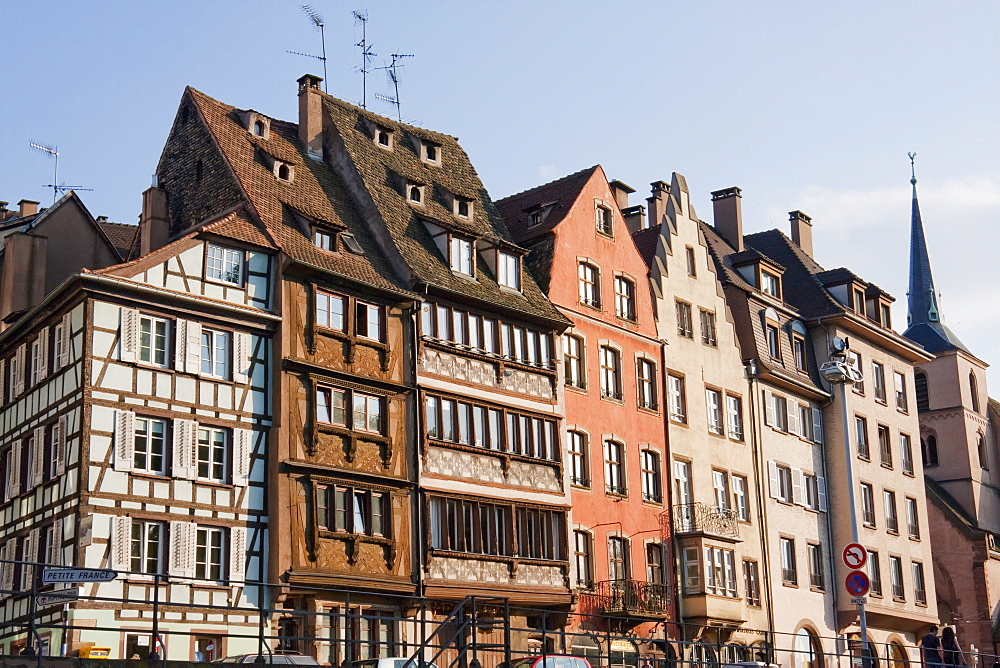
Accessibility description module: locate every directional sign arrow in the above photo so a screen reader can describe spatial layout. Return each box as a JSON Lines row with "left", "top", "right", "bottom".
{"left": 36, "top": 590, "right": 80, "bottom": 606}
{"left": 41, "top": 568, "right": 117, "bottom": 584}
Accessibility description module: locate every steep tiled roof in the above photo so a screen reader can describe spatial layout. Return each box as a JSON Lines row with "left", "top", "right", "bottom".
{"left": 98, "top": 220, "right": 139, "bottom": 260}
{"left": 521, "top": 234, "right": 557, "bottom": 295}
{"left": 631, "top": 225, "right": 663, "bottom": 268}
{"left": 495, "top": 166, "right": 599, "bottom": 243}
{"left": 185, "top": 87, "right": 411, "bottom": 298}
{"left": 743, "top": 230, "right": 845, "bottom": 319}
{"left": 322, "top": 95, "right": 566, "bottom": 325}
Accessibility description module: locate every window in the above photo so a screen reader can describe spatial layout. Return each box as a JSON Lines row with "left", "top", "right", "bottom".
{"left": 614, "top": 277, "right": 636, "bottom": 320}
{"left": 355, "top": 301, "right": 384, "bottom": 342}
{"left": 131, "top": 520, "right": 165, "bottom": 575}
{"left": 808, "top": 543, "right": 824, "bottom": 589}
{"left": 608, "top": 536, "right": 630, "bottom": 581}
{"left": 760, "top": 270, "right": 781, "bottom": 298}
{"left": 733, "top": 475, "right": 750, "bottom": 522}
{"left": 318, "top": 485, "right": 390, "bottom": 537}
{"left": 319, "top": 387, "right": 382, "bottom": 434}
{"left": 706, "top": 389, "right": 723, "bottom": 435}
{"left": 604, "top": 440, "right": 626, "bottom": 495}
{"left": 912, "top": 562, "right": 927, "bottom": 605}
{"left": 449, "top": 236, "right": 474, "bottom": 276}
{"left": 29, "top": 340, "right": 40, "bottom": 386}
{"left": 685, "top": 247, "right": 697, "bottom": 277}
{"left": 922, "top": 435, "right": 938, "bottom": 467}
{"left": 766, "top": 325, "right": 780, "bottom": 359}
{"left": 425, "top": 395, "right": 555, "bottom": 460}
{"left": 979, "top": 434, "right": 990, "bottom": 470}
{"left": 894, "top": 371, "right": 908, "bottom": 412}
{"left": 568, "top": 431, "right": 589, "bottom": 487}
{"left": 889, "top": 555, "right": 905, "bottom": 600}
{"left": 703, "top": 546, "right": 738, "bottom": 597}
{"left": 195, "top": 526, "right": 225, "bottom": 581}
{"left": 316, "top": 291, "right": 346, "bottom": 331}
{"left": 970, "top": 372, "right": 981, "bottom": 413}
{"left": 252, "top": 120, "right": 266, "bottom": 136}
{"left": 423, "top": 142, "right": 439, "bottom": 163}
{"left": 872, "top": 362, "right": 886, "bottom": 403}
{"left": 564, "top": 335, "right": 586, "bottom": 389}
{"left": 906, "top": 496, "right": 920, "bottom": 539}
{"left": 849, "top": 352, "right": 864, "bottom": 394}
{"left": 915, "top": 371, "right": 929, "bottom": 410}
{"left": 408, "top": 185, "right": 423, "bottom": 204}
{"left": 573, "top": 530, "right": 593, "bottom": 588}
{"left": 138, "top": 315, "right": 169, "bottom": 367}
{"left": 277, "top": 163, "right": 292, "bottom": 181}
{"left": 773, "top": 464, "right": 793, "bottom": 503}
{"left": 803, "top": 473, "right": 825, "bottom": 511}
{"left": 856, "top": 416, "right": 870, "bottom": 460}
{"left": 766, "top": 391, "right": 788, "bottom": 431}
{"left": 726, "top": 395, "right": 744, "bottom": 440}
{"left": 880, "top": 303, "right": 892, "bottom": 328}
{"left": 700, "top": 310, "right": 717, "bottom": 346}
{"left": 637, "top": 358, "right": 657, "bottom": 410}
{"left": 455, "top": 198, "right": 471, "bottom": 219}
{"left": 206, "top": 244, "right": 243, "bottom": 285}
{"left": 641, "top": 450, "right": 662, "bottom": 503}
{"left": 878, "top": 425, "right": 893, "bottom": 468}
{"left": 743, "top": 560, "right": 761, "bottom": 606}
{"left": 200, "top": 329, "right": 230, "bottom": 379}
{"left": 578, "top": 263, "right": 600, "bottom": 308}
{"left": 134, "top": 417, "right": 167, "bottom": 475}
{"left": 197, "top": 426, "right": 228, "bottom": 483}
{"left": 780, "top": 537, "right": 797, "bottom": 585}
{"left": 676, "top": 301, "right": 693, "bottom": 338}
{"left": 798, "top": 404, "right": 815, "bottom": 442}
{"left": 668, "top": 375, "right": 686, "bottom": 423}
{"left": 646, "top": 543, "right": 666, "bottom": 584}
{"left": 884, "top": 490, "right": 898, "bottom": 534}
{"left": 901, "top": 433, "right": 914, "bottom": 475}
{"left": 853, "top": 288, "right": 866, "bottom": 315}
{"left": 713, "top": 470, "right": 730, "bottom": 511}
{"left": 596, "top": 205, "right": 613, "bottom": 236}
{"left": 599, "top": 346, "right": 622, "bottom": 400}
{"left": 868, "top": 550, "right": 882, "bottom": 596}
{"left": 497, "top": 251, "right": 520, "bottom": 290}
{"left": 861, "top": 483, "right": 876, "bottom": 527}
{"left": 793, "top": 336, "right": 807, "bottom": 372}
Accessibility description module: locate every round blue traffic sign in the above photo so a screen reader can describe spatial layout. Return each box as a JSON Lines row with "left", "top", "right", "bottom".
{"left": 845, "top": 570, "right": 870, "bottom": 596}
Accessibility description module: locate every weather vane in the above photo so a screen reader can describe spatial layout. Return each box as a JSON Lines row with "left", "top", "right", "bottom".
{"left": 908, "top": 152, "right": 917, "bottom": 185}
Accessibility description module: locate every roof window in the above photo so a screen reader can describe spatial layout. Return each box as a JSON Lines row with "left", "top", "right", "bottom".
{"left": 408, "top": 184, "right": 424, "bottom": 205}
{"left": 376, "top": 127, "right": 393, "bottom": 149}
{"left": 422, "top": 141, "right": 441, "bottom": 165}
{"left": 275, "top": 162, "right": 294, "bottom": 182}
{"left": 455, "top": 197, "right": 473, "bottom": 220}
{"left": 340, "top": 232, "right": 364, "bottom": 254}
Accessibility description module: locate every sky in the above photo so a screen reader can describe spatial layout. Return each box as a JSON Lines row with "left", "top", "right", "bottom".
{"left": 3, "top": 1, "right": 999, "bottom": 385}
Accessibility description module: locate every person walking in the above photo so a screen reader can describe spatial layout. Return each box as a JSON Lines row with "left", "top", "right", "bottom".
{"left": 941, "top": 627, "right": 967, "bottom": 667}
{"left": 921, "top": 626, "right": 943, "bottom": 666}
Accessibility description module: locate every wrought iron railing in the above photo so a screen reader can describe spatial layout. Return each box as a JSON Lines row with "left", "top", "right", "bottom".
{"left": 673, "top": 502, "right": 740, "bottom": 538}
{"left": 593, "top": 579, "right": 672, "bottom": 615}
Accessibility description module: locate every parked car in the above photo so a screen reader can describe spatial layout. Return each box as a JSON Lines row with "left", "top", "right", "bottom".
{"left": 349, "top": 658, "right": 439, "bottom": 668}
{"left": 498, "top": 655, "right": 592, "bottom": 668}
{"left": 216, "top": 652, "right": 320, "bottom": 665}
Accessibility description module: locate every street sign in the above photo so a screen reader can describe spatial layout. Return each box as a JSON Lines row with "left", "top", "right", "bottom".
{"left": 845, "top": 570, "right": 870, "bottom": 597}
{"left": 843, "top": 543, "right": 867, "bottom": 569}
{"left": 850, "top": 596, "right": 868, "bottom": 605}
{"left": 41, "top": 568, "right": 117, "bottom": 584}
{"left": 36, "top": 590, "right": 80, "bottom": 606}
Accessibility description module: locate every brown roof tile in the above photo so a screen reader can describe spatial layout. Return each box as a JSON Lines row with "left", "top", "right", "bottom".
{"left": 495, "top": 166, "right": 599, "bottom": 244}
{"left": 97, "top": 220, "right": 139, "bottom": 260}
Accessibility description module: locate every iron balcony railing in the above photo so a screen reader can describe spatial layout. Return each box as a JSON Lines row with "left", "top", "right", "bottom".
{"left": 593, "top": 579, "right": 672, "bottom": 616}
{"left": 673, "top": 502, "right": 740, "bottom": 538}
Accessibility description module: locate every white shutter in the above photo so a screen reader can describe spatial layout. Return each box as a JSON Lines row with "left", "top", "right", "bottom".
{"left": 37, "top": 328, "right": 49, "bottom": 381}
{"left": 792, "top": 469, "right": 805, "bottom": 505}
{"left": 229, "top": 526, "right": 247, "bottom": 582}
{"left": 232, "top": 428, "right": 251, "bottom": 487}
{"left": 27, "top": 527, "right": 39, "bottom": 566}
{"left": 13, "top": 344, "right": 25, "bottom": 396}
{"left": 787, "top": 401, "right": 799, "bottom": 436}
{"left": 58, "top": 312, "right": 71, "bottom": 368}
{"left": 8, "top": 443, "right": 21, "bottom": 499}
{"left": 683, "top": 546, "right": 701, "bottom": 593}
{"left": 0, "top": 359, "right": 5, "bottom": 402}
{"left": 169, "top": 521, "right": 197, "bottom": 578}
{"left": 767, "top": 461, "right": 779, "bottom": 499}
{"left": 817, "top": 476, "right": 829, "bottom": 512}
{"left": 175, "top": 319, "right": 189, "bottom": 371}
{"left": 114, "top": 410, "right": 135, "bottom": 472}
{"left": 233, "top": 332, "right": 251, "bottom": 384}
{"left": 55, "top": 415, "right": 67, "bottom": 476}
{"left": 0, "top": 540, "right": 13, "bottom": 597}
{"left": 119, "top": 308, "right": 139, "bottom": 363}
{"left": 186, "top": 322, "right": 203, "bottom": 375}
{"left": 110, "top": 515, "right": 132, "bottom": 572}
{"left": 762, "top": 389, "right": 774, "bottom": 426}
{"left": 172, "top": 419, "right": 197, "bottom": 480}
{"left": 812, "top": 408, "right": 824, "bottom": 444}
{"left": 48, "top": 518, "right": 63, "bottom": 567}
{"left": 31, "top": 427, "right": 45, "bottom": 487}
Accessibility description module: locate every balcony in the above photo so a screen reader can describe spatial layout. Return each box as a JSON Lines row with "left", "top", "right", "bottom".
{"left": 673, "top": 503, "right": 740, "bottom": 540}
{"left": 592, "top": 579, "right": 672, "bottom": 617}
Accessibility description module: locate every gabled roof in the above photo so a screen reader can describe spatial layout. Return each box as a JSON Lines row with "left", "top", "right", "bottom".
{"left": 98, "top": 220, "right": 139, "bottom": 260}
{"left": 495, "top": 166, "right": 600, "bottom": 242}
{"left": 0, "top": 190, "right": 126, "bottom": 261}
{"left": 631, "top": 225, "right": 662, "bottom": 267}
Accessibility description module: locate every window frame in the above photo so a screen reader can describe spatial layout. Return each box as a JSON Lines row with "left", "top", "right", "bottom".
{"left": 578, "top": 262, "right": 601, "bottom": 309}
{"left": 200, "top": 328, "right": 231, "bottom": 380}
{"left": 195, "top": 526, "right": 226, "bottom": 582}
{"left": 640, "top": 449, "right": 662, "bottom": 503}
{"left": 726, "top": 395, "right": 744, "bottom": 441}
{"left": 449, "top": 235, "right": 475, "bottom": 276}
{"left": 700, "top": 309, "right": 718, "bottom": 347}
{"left": 668, "top": 374, "right": 686, "bottom": 423}
{"left": 596, "top": 204, "right": 614, "bottom": 237}
{"left": 599, "top": 345, "right": 622, "bottom": 401}
{"left": 134, "top": 416, "right": 168, "bottom": 476}
{"left": 706, "top": 388, "right": 724, "bottom": 435}
{"left": 604, "top": 439, "right": 626, "bottom": 496}
{"left": 637, "top": 357, "right": 658, "bottom": 410}
{"left": 138, "top": 314, "right": 171, "bottom": 369}
{"left": 894, "top": 371, "right": 909, "bottom": 412}
{"left": 196, "top": 425, "right": 229, "bottom": 484}
{"left": 317, "top": 385, "right": 384, "bottom": 435}
{"left": 614, "top": 275, "right": 636, "bottom": 321}
{"left": 675, "top": 300, "right": 694, "bottom": 339}
{"left": 564, "top": 334, "right": 586, "bottom": 390}
{"left": 760, "top": 269, "right": 781, "bottom": 299}
{"left": 860, "top": 482, "right": 876, "bottom": 527}
{"left": 355, "top": 301, "right": 385, "bottom": 343}
{"left": 205, "top": 244, "right": 245, "bottom": 287}
{"left": 315, "top": 290, "right": 347, "bottom": 332}
{"left": 780, "top": 536, "right": 797, "bottom": 585}
{"left": 131, "top": 519, "right": 165, "bottom": 576}
{"left": 568, "top": 431, "right": 590, "bottom": 487}
{"left": 573, "top": 530, "right": 594, "bottom": 589}
{"left": 497, "top": 252, "right": 520, "bottom": 290}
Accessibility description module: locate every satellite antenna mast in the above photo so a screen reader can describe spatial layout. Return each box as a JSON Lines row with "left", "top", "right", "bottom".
{"left": 29, "top": 141, "right": 92, "bottom": 202}
{"left": 375, "top": 53, "right": 413, "bottom": 121}
{"left": 353, "top": 10, "right": 376, "bottom": 109}
{"left": 287, "top": 5, "right": 328, "bottom": 92}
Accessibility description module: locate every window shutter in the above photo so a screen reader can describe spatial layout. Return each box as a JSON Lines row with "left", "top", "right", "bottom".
{"left": 110, "top": 516, "right": 132, "bottom": 572}
{"left": 31, "top": 427, "right": 45, "bottom": 487}
{"left": 763, "top": 389, "right": 774, "bottom": 426}
{"left": 792, "top": 469, "right": 805, "bottom": 505}
{"left": 787, "top": 402, "right": 799, "bottom": 436}
{"left": 114, "top": 410, "right": 135, "bottom": 472}
{"left": 119, "top": 308, "right": 139, "bottom": 362}
{"left": 817, "top": 476, "right": 828, "bottom": 512}
{"left": 175, "top": 319, "right": 188, "bottom": 371}
{"left": 683, "top": 546, "right": 701, "bottom": 593}
{"left": 233, "top": 332, "right": 251, "bottom": 384}
{"left": 58, "top": 313, "right": 71, "bottom": 368}
{"left": 48, "top": 518, "right": 63, "bottom": 567}
{"left": 8, "top": 443, "right": 21, "bottom": 499}
{"left": 767, "top": 461, "right": 779, "bottom": 499}
{"left": 186, "top": 321, "right": 203, "bottom": 375}
{"left": 0, "top": 540, "right": 13, "bottom": 598}
{"left": 232, "top": 428, "right": 251, "bottom": 487}
{"left": 37, "top": 327, "right": 49, "bottom": 380}
{"left": 172, "top": 419, "right": 197, "bottom": 480}
{"left": 812, "top": 408, "right": 824, "bottom": 444}
{"left": 169, "top": 521, "right": 197, "bottom": 578}
{"left": 229, "top": 526, "right": 247, "bottom": 582}
{"left": 27, "top": 527, "right": 39, "bottom": 568}
{"left": 14, "top": 344, "right": 25, "bottom": 396}
{"left": 55, "top": 415, "right": 67, "bottom": 476}
{"left": 0, "top": 359, "right": 5, "bottom": 402}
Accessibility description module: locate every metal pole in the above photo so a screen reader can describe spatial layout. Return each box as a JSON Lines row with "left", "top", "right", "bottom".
{"left": 149, "top": 572, "right": 162, "bottom": 662}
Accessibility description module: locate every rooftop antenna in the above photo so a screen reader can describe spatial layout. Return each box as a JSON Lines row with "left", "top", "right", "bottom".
{"left": 375, "top": 52, "right": 413, "bottom": 121}
{"left": 288, "top": 5, "right": 328, "bottom": 92}
{"left": 353, "top": 11, "right": 376, "bottom": 109}
{"left": 29, "top": 141, "right": 92, "bottom": 202}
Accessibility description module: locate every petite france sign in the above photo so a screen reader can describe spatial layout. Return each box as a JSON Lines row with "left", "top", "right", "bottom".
{"left": 41, "top": 568, "right": 117, "bottom": 584}
{"left": 842, "top": 543, "right": 867, "bottom": 569}
{"left": 845, "top": 570, "right": 870, "bottom": 597}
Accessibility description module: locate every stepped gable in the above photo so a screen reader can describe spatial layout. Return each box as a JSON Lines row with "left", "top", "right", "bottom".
{"left": 322, "top": 95, "right": 567, "bottom": 326}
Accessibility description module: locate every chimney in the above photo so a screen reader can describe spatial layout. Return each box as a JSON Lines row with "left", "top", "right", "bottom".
{"left": 789, "top": 210, "right": 813, "bottom": 257}
{"left": 18, "top": 199, "right": 39, "bottom": 218}
{"left": 646, "top": 180, "right": 669, "bottom": 229}
{"left": 623, "top": 205, "right": 646, "bottom": 234}
{"left": 0, "top": 202, "right": 9, "bottom": 222}
{"left": 297, "top": 74, "right": 324, "bottom": 161}
{"left": 609, "top": 180, "right": 635, "bottom": 211}
{"left": 711, "top": 187, "right": 743, "bottom": 251}
{"left": 140, "top": 178, "right": 170, "bottom": 257}
{"left": 0, "top": 232, "right": 48, "bottom": 322}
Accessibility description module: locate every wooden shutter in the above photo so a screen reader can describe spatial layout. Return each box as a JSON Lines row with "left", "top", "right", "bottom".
{"left": 31, "top": 427, "right": 45, "bottom": 487}
{"left": 792, "top": 469, "right": 805, "bottom": 505}
{"left": 175, "top": 319, "right": 189, "bottom": 371}
{"left": 58, "top": 312, "right": 71, "bottom": 368}
{"left": 8, "top": 443, "right": 21, "bottom": 499}
{"left": 232, "top": 428, "right": 251, "bottom": 487}
{"left": 817, "top": 476, "right": 829, "bottom": 512}
{"left": 0, "top": 359, "right": 5, "bottom": 402}
{"left": 114, "top": 410, "right": 135, "bottom": 472}
{"left": 13, "top": 344, "right": 25, "bottom": 396}
{"left": 186, "top": 322, "right": 203, "bottom": 375}
{"left": 233, "top": 332, "right": 251, "bottom": 384}
{"left": 119, "top": 308, "right": 139, "bottom": 362}
{"left": 169, "top": 521, "right": 197, "bottom": 578}
{"left": 48, "top": 518, "right": 63, "bottom": 567}
{"left": 787, "top": 401, "right": 799, "bottom": 436}
{"left": 767, "top": 461, "right": 779, "bottom": 499}
{"left": 812, "top": 408, "right": 824, "bottom": 444}
{"left": 762, "top": 389, "right": 773, "bottom": 426}
{"left": 229, "top": 526, "right": 247, "bottom": 582}
{"left": 27, "top": 527, "right": 39, "bottom": 569}
{"left": 55, "top": 415, "right": 67, "bottom": 476}
{"left": 37, "top": 327, "right": 49, "bottom": 381}
{"left": 0, "top": 540, "right": 13, "bottom": 597}
{"left": 172, "top": 419, "right": 197, "bottom": 480}
{"left": 110, "top": 516, "right": 132, "bottom": 572}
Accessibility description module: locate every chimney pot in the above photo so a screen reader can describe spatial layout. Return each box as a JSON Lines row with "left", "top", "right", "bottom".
{"left": 711, "top": 187, "right": 743, "bottom": 251}
{"left": 297, "top": 74, "right": 324, "bottom": 161}
{"left": 17, "top": 199, "right": 39, "bottom": 218}
{"left": 646, "top": 181, "right": 670, "bottom": 229}
{"left": 96, "top": 215, "right": 108, "bottom": 223}
{"left": 609, "top": 180, "right": 635, "bottom": 211}
{"left": 789, "top": 210, "right": 814, "bottom": 258}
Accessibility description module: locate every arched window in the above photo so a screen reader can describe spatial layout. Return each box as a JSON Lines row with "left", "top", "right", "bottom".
{"left": 277, "top": 163, "right": 291, "bottom": 181}
{"left": 888, "top": 642, "right": 909, "bottom": 668}
{"left": 922, "top": 435, "right": 939, "bottom": 467}
{"left": 578, "top": 262, "right": 601, "bottom": 308}
{"left": 970, "top": 372, "right": 980, "bottom": 412}
{"left": 794, "top": 628, "right": 823, "bottom": 668}
{"left": 408, "top": 186, "right": 422, "bottom": 203}
{"left": 252, "top": 120, "right": 265, "bottom": 136}
{"left": 614, "top": 275, "right": 636, "bottom": 321}
{"left": 915, "top": 371, "right": 929, "bottom": 411}
{"left": 978, "top": 434, "right": 989, "bottom": 470}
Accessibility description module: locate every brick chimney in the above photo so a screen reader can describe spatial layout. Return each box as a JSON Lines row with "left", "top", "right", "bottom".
{"left": 711, "top": 187, "right": 743, "bottom": 252}
{"left": 789, "top": 210, "right": 813, "bottom": 257}
{"left": 609, "top": 180, "right": 635, "bottom": 212}
{"left": 140, "top": 177, "right": 170, "bottom": 257}
{"left": 646, "top": 181, "right": 669, "bottom": 229}
{"left": 18, "top": 199, "right": 39, "bottom": 218}
{"left": 297, "top": 74, "right": 324, "bottom": 161}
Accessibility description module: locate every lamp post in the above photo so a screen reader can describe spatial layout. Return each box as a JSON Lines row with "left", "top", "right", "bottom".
{"left": 819, "top": 339, "right": 871, "bottom": 668}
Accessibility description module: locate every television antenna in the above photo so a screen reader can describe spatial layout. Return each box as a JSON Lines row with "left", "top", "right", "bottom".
{"left": 375, "top": 52, "right": 413, "bottom": 121}
{"left": 353, "top": 11, "right": 376, "bottom": 109}
{"left": 29, "top": 141, "right": 92, "bottom": 202}
{"left": 287, "top": 5, "right": 328, "bottom": 92}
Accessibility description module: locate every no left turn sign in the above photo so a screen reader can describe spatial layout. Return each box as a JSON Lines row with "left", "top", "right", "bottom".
{"left": 843, "top": 543, "right": 867, "bottom": 569}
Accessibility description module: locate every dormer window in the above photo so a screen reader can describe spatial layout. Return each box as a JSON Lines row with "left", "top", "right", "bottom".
{"left": 277, "top": 163, "right": 292, "bottom": 181}
{"left": 853, "top": 288, "right": 866, "bottom": 315}
{"left": 241, "top": 111, "right": 270, "bottom": 139}
{"left": 253, "top": 120, "right": 266, "bottom": 136}
{"left": 760, "top": 270, "right": 781, "bottom": 299}
{"left": 314, "top": 228, "right": 334, "bottom": 251}
{"left": 375, "top": 127, "right": 393, "bottom": 149}
{"left": 880, "top": 304, "right": 892, "bottom": 328}
{"left": 449, "top": 236, "right": 474, "bottom": 276}
{"left": 422, "top": 142, "right": 441, "bottom": 165}
{"left": 408, "top": 184, "right": 424, "bottom": 205}
{"left": 455, "top": 198, "right": 472, "bottom": 220}
{"left": 498, "top": 251, "right": 520, "bottom": 290}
